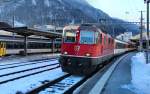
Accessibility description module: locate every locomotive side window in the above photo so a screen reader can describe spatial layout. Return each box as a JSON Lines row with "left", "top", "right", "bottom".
{"left": 99, "top": 34, "right": 102, "bottom": 44}
{"left": 80, "top": 30, "right": 97, "bottom": 44}
{"left": 111, "top": 39, "right": 114, "bottom": 44}
{"left": 104, "top": 36, "right": 106, "bottom": 45}
{"left": 64, "top": 30, "right": 76, "bottom": 43}
{"left": 108, "top": 38, "right": 111, "bottom": 44}
{"left": 116, "top": 42, "right": 125, "bottom": 49}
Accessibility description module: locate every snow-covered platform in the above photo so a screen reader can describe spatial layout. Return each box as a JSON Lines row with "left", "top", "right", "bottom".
{"left": 74, "top": 52, "right": 150, "bottom": 94}
{"left": 101, "top": 52, "right": 136, "bottom": 94}
{"left": 74, "top": 52, "right": 137, "bottom": 94}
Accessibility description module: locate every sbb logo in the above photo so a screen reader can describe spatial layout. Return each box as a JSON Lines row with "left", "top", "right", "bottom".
{"left": 74, "top": 46, "right": 80, "bottom": 51}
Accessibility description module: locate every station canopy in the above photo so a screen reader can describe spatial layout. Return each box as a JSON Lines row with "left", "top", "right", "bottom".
{"left": 131, "top": 32, "right": 149, "bottom": 42}
{"left": 0, "top": 22, "right": 62, "bottom": 38}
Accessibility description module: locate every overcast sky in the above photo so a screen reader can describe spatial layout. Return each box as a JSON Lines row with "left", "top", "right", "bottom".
{"left": 87, "top": 0, "right": 146, "bottom": 22}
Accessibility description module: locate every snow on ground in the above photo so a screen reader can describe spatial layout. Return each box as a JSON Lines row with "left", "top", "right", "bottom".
{"left": 0, "top": 53, "right": 60, "bottom": 65}
{"left": 0, "top": 61, "right": 59, "bottom": 82}
{"left": 122, "top": 52, "right": 150, "bottom": 94}
{"left": 0, "top": 59, "right": 58, "bottom": 70}
{"left": 0, "top": 68, "right": 66, "bottom": 94}
{"left": 0, "top": 64, "right": 58, "bottom": 83}
{"left": 0, "top": 53, "right": 62, "bottom": 94}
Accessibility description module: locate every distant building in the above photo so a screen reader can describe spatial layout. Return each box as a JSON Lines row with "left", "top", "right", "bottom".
{"left": 116, "top": 32, "right": 133, "bottom": 42}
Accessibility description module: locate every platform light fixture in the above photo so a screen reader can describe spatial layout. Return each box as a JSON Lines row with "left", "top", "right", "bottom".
{"left": 64, "top": 51, "right": 68, "bottom": 55}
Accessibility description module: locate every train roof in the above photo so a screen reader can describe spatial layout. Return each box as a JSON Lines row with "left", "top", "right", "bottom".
{"left": 0, "top": 30, "right": 14, "bottom": 36}
{"left": 64, "top": 23, "right": 110, "bottom": 32}
{"left": 64, "top": 23, "right": 106, "bottom": 29}
{"left": 80, "top": 23, "right": 109, "bottom": 32}
{"left": 114, "top": 38, "right": 130, "bottom": 45}
{"left": 64, "top": 23, "right": 113, "bottom": 38}
{"left": 64, "top": 25, "right": 80, "bottom": 30}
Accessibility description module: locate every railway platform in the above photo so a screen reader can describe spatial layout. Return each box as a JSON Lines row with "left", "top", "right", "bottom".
{"left": 74, "top": 52, "right": 137, "bottom": 94}
{"left": 100, "top": 52, "right": 136, "bottom": 94}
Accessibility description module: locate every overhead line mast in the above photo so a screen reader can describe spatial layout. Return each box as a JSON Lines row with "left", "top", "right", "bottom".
{"left": 144, "top": 0, "right": 150, "bottom": 64}
{"left": 139, "top": 11, "right": 145, "bottom": 51}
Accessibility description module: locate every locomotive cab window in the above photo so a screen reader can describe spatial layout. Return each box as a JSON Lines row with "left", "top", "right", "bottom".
{"left": 80, "top": 30, "right": 98, "bottom": 44}
{"left": 64, "top": 30, "right": 76, "bottom": 43}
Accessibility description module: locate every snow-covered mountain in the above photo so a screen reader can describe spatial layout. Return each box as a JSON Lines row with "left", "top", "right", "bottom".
{"left": 0, "top": 0, "right": 109, "bottom": 27}
{"left": 0, "top": 0, "right": 139, "bottom": 35}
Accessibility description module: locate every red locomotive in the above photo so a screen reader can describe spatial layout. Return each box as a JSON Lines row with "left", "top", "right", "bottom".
{"left": 59, "top": 24, "right": 134, "bottom": 75}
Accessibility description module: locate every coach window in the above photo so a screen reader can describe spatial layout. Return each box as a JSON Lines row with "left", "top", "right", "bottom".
{"left": 64, "top": 30, "right": 76, "bottom": 43}
{"left": 99, "top": 34, "right": 102, "bottom": 44}
{"left": 104, "top": 36, "right": 106, "bottom": 45}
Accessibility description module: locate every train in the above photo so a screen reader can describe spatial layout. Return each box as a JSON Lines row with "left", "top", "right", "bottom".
{"left": 59, "top": 24, "right": 135, "bottom": 75}
{"left": 0, "top": 30, "right": 61, "bottom": 56}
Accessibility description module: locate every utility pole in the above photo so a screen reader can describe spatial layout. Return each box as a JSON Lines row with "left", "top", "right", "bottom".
{"left": 112, "top": 25, "right": 115, "bottom": 38}
{"left": 139, "top": 11, "right": 144, "bottom": 51}
{"left": 144, "top": 0, "right": 150, "bottom": 63}
{"left": 12, "top": 7, "right": 15, "bottom": 50}
{"left": 12, "top": 14, "right": 15, "bottom": 28}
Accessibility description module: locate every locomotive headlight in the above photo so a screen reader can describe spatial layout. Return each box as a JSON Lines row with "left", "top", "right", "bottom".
{"left": 85, "top": 53, "right": 91, "bottom": 57}
{"left": 64, "top": 51, "right": 68, "bottom": 55}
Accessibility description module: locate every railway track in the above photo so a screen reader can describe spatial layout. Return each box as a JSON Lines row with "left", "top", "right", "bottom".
{"left": 0, "top": 53, "right": 131, "bottom": 94}
{"left": 0, "top": 68, "right": 66, "bottom": 94}
{"left": 0, "top": 58, "right": 58, "bottom": 69}
{"left": 0, "top": 58, "right": 60, "bottom": 85}
{"left": 26, "top": 74, "right": 86, "bottom": 94}
{"left": 0, "top": 65, "right": 60, "bottom": 84}
{"left": 0, "top": 60, "right": 58, "bottom": 71}
{"left": 25, "top": 62, "right": 111, "bottom": 94}
{"left": 0, "top": 63, "right": 59, "bottom": 78}
{"left": 26, "top": 54, "right": 123, "bottom": 94}
{"left": 0, "top": 55, "right": 67, "bottom": 94}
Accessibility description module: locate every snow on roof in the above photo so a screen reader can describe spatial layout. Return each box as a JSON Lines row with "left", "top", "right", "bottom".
{"left": 131, "top": 32, "right": 148, "bottom": 40}
{"left": 115, "top": 39, "right": 128, "bottom": 44}
{"left": 64, "top": 25, "right": 80, "bottom": 30}
{"left": 0, "top": 30, "right": 12, "bottom": 36}
{"left": 14, "top": 21, "right": 26, "bottom": 27}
